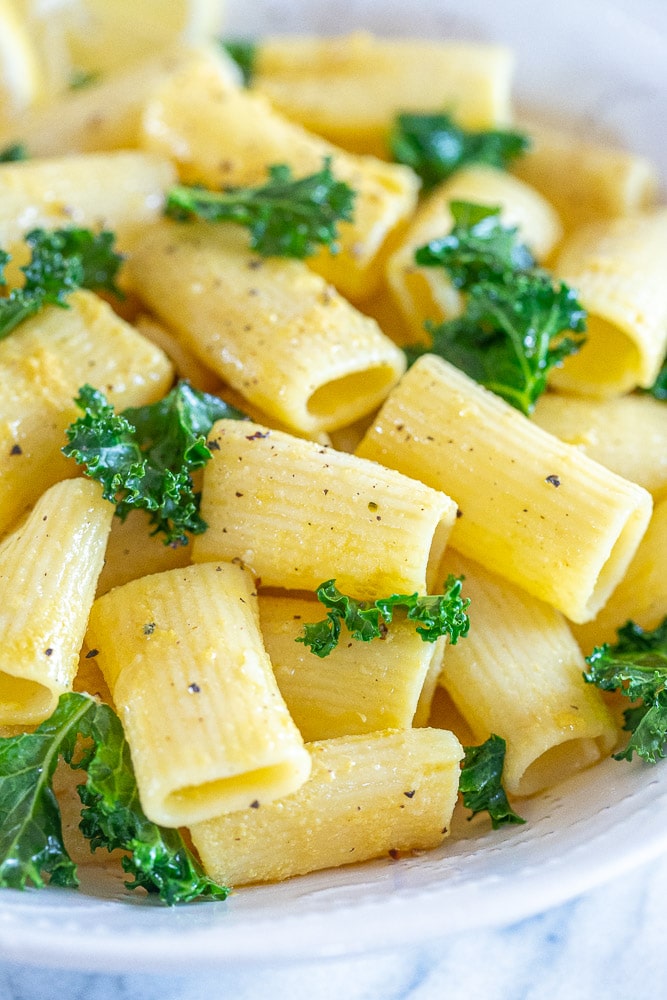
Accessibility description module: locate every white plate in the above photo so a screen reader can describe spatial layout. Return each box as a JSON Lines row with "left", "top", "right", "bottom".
{"left": 1, "top": 0, "right": 666, "bottom": 974}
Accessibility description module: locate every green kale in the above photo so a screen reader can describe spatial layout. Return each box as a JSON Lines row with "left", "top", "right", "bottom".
{"left": 459, "top": 734, "right": 525, "bottom": 829}
{"left": 406, "top": 201, "right": 586, "bottom": 414}
{"left": 389, "top": 111, "right": 530, "bottom": 190}
{"left": 62, "top": 380, "right": 247, "bottom": 546}
{"left": 0, "top": 692, "right": 229, "bottom": 903}
{"left": 219, "top": 39, "right": 256, "bottom": 86}
{"left": 164, "top": 158, "right": 356, "bottom": 259}
{"left": 296, "top": 575, "right": 470, "bottom": 658}
{"left": 0, "top": 142, "right": 28, "bottom": 163}
{"left": 584, "top": 617, "right": 667, "bottom": 763}
{"left": 0, "top": 227, "right": 124, "bottom": 341}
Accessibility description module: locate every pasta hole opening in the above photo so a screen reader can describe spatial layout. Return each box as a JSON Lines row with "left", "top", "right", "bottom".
{"left": 578, "top": 490, "right": 653, "bottom": 623}
{"left": 165, "top": 760, "right": 306, "bottom": 823}
{"left": 306, "top": 365, "right": 398, "bottom": 422}
{"left": 0, "top": 672, "right": 55, "bottom": 725}
{"left": 550, "top": 316, "right": 641, "bottom": 396}
{"left": 515, "top": 736, "right": 603, "bottom": 798}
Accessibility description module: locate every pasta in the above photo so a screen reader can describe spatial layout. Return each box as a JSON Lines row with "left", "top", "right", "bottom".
{"left": 0, "top": 12, "right": 665, "bottom": 904}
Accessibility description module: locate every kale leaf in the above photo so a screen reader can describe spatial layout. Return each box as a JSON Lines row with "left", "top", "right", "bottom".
{"left": 219, "top": 39, "right": 256, "bottom": 86}
{"left": 0, "top": 693, "right": 229, "bottom": 903}
{"left": 644, "top": 355, "right": 667, "bottom": 401}
{"left": 296, "top": 575, "right": 470, "bottom": 657}
{"left": 459, "top": 734, "right": 525, "bottom": 829}
{"left": 0, "top": 142, "right": 28, "bottom": 163}
{"left": 406, "top": 201, "right": 586, "bottom": 414}
{"left": 164, "top": 159, "right": 356, "bottom": 258}
{"left": 389, "top": 111, "right": 530, "bottom": 190}
{"left": 584, "top": 618, "right": 667, "bottom": 763}
{"left": 0, "top": 227, "right": 124, "bottom": 341}
{"left": 62, "top": 380, "right": 247, "bottom": 546}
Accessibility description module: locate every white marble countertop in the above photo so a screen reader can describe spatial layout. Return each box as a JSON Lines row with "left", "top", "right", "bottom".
{"left": 2, "top": 851, "right": 666, "bottom": 1000}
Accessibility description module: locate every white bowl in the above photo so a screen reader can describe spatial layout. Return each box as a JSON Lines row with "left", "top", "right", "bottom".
{"left": 1, "top": 0, "right": 666, "bottom": 972}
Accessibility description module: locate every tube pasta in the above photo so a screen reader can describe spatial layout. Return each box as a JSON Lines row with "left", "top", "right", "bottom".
{"left": 355, "top": 355, "right": 653, "bottom": 624}
{"left": 139, "top": 45, "right": 420, "bottom": 301}
{"left": 251, "top": 32, "right": 515, "bottom": 158}
{"left": 126, "top": 220, "right": 406, "bottom": 435}
{"left": 0, "top": 151, "right": 176, "bottom": 277}
{"left": 572, "top": 498, "right": 667, "bottom": 654}
{"left": 550, "top": 208, "right": 667, "bottom": 396}
{"left": 189, "top": 727, "right": 464, "bottom": 886}
{"left": 512, "top": 120, "right": 659, "bottom": 232}
{"left": 0, "top": 479, "right": 113, "bottom": 726}
{"left": 386, "top": 165, "right": 563, "bottom": 339}
{"left": 258, "top": 594, "right": 446, "bottom": 741}
{"left": 0, "top": 290, "right": 173, "bottom": 540}
{"left": 532, "top": 392, "right": 667, "bottom": 501}
{"left": 192, "top": 419, "right": 458, "bottom": 600}
{"left": 437, "top": 550, "right": 617, "bottom": 797}
{"left": 85, "top": 562, "right": 312, "bottom": 828}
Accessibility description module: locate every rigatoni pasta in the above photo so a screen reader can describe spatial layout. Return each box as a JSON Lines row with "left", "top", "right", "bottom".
{"left": 192, "top": 419, "right": 458, "bottom": 599}
{"left": 356, "top": 354, "right": 653, "bottom": 623}
{"left": 0, "top": 478, "right": 113, "bottom": 725}
{"left": 86, "top": 562, "right": 312, "bottom": 827}
{"left": 126, "top": 219, "right": 406, "bottom": 435}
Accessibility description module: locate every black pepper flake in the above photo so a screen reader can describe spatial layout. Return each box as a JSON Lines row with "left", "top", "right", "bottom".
{"left": 545, "top": 474, "right": 561, "bottom": 487}
{"left": 9, "top": 444, "right": 22, "bottom": 456}
{"left": 44, "top": 648, "right": 53, "bottom": 656}
{"left": 143, "top": 622, "right": 156, "bottom": 636}
{"left": 246, "top": 430, "right": 270, "bottom": 441}
{"left": 456, "top": 508, "right": 463, "bottom": 519}
{"left": 403, "top": 790, "right": 416, "bottom": 799}
{"left": 235, "top": 491, "right": 244, "bottom": 497}
{"left": 388, "top": 849, "right": 400, "bottom": 860}
{"left": 207, "top": 439, "right": 221, "bottom": 451}
{"left": 249, "top": 800, "right": 260, "bottom": 809}
{"left": 85, "top": 648, "right": 99, "bottom": 659}
{"left": 188, "top": 682, "right": 201, "bottom": 694}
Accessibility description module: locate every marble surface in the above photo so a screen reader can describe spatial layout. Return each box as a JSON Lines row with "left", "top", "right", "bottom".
{"left": 2, "top": 851, "right": 667, "bottom": 1000}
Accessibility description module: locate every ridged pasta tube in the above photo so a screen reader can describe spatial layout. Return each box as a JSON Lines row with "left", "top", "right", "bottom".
{"left": 550, "top": 208, "right": 667, "bottom": 396}
{"left": 0, "top": 290, "right": 173, "bottom": 539}
{"left": 139, "top": 46, "right": 420, "bottom": 301}
{"left": 189, "top": 727, "right": 463, "bottom": 885}
{"left": 437, "top": 551, "right": 617, "bottom": 797}
{"left": 356, "top": 355, "right": 653, "bottom": 623}
{"left": 126, "top": 220, "right": 406, "bottom": 435}
{"left": 0, "top": 479, "right": 113, "bottom": 725}
{"left": 86, "top": 562, "right": 312, "bottom": 828}
{"left": 252, "top": 32, "right": 515, "bottom": 158}
{"left": 258, "top": 594, "right": 446, "bottom": 740}
{"left": 192, "top": 419, "right": 458, "bottom": 600}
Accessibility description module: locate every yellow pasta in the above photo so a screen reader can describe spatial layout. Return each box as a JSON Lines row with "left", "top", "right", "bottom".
{"left": 512, "top": 119, "right": 659, "bottom": 232}
{"left": 86, "top": 562, "right": 312, "bottom": 827}
{"left": 356, "top": 355, "right": 653, "bottom": 623}
{"left": 0, "top": 290, "right": 173, "bottom": 539}
{"left": 0, "top": 478, "right": 113, "bottom": 725}
{"left": 550, "top": 208, "right": 667, "bottom": 396}
{"left": 532, "top": 392, "right": 667, "bottom": 501}
{"left": 437, "top": 550, "right": 617, "bottom": 797}
{"left": 251, "top": 32, "right": 515, "bottom": 158}
{"left": 386, "top": 165, "right": 563, "bottom": 339}
{"left": 192, "top": 418, "right": 458, "bottom": 599}
{"left": 126, "top": 219, "right": 406, "bottom": 434}
{"left": 0, "top": 151, "right": 176, "bottom": 276}
{"left": 189, "top": 727, "right": 463, "bottom": 885}
{"left": 572, "top": 498, "right": 667, "bottom": 654}
{"left": 258, "top": 594, "right": 446, "bottom": 740}
{"left": 139, "top": 44, "right": 420, "bottom": 301}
